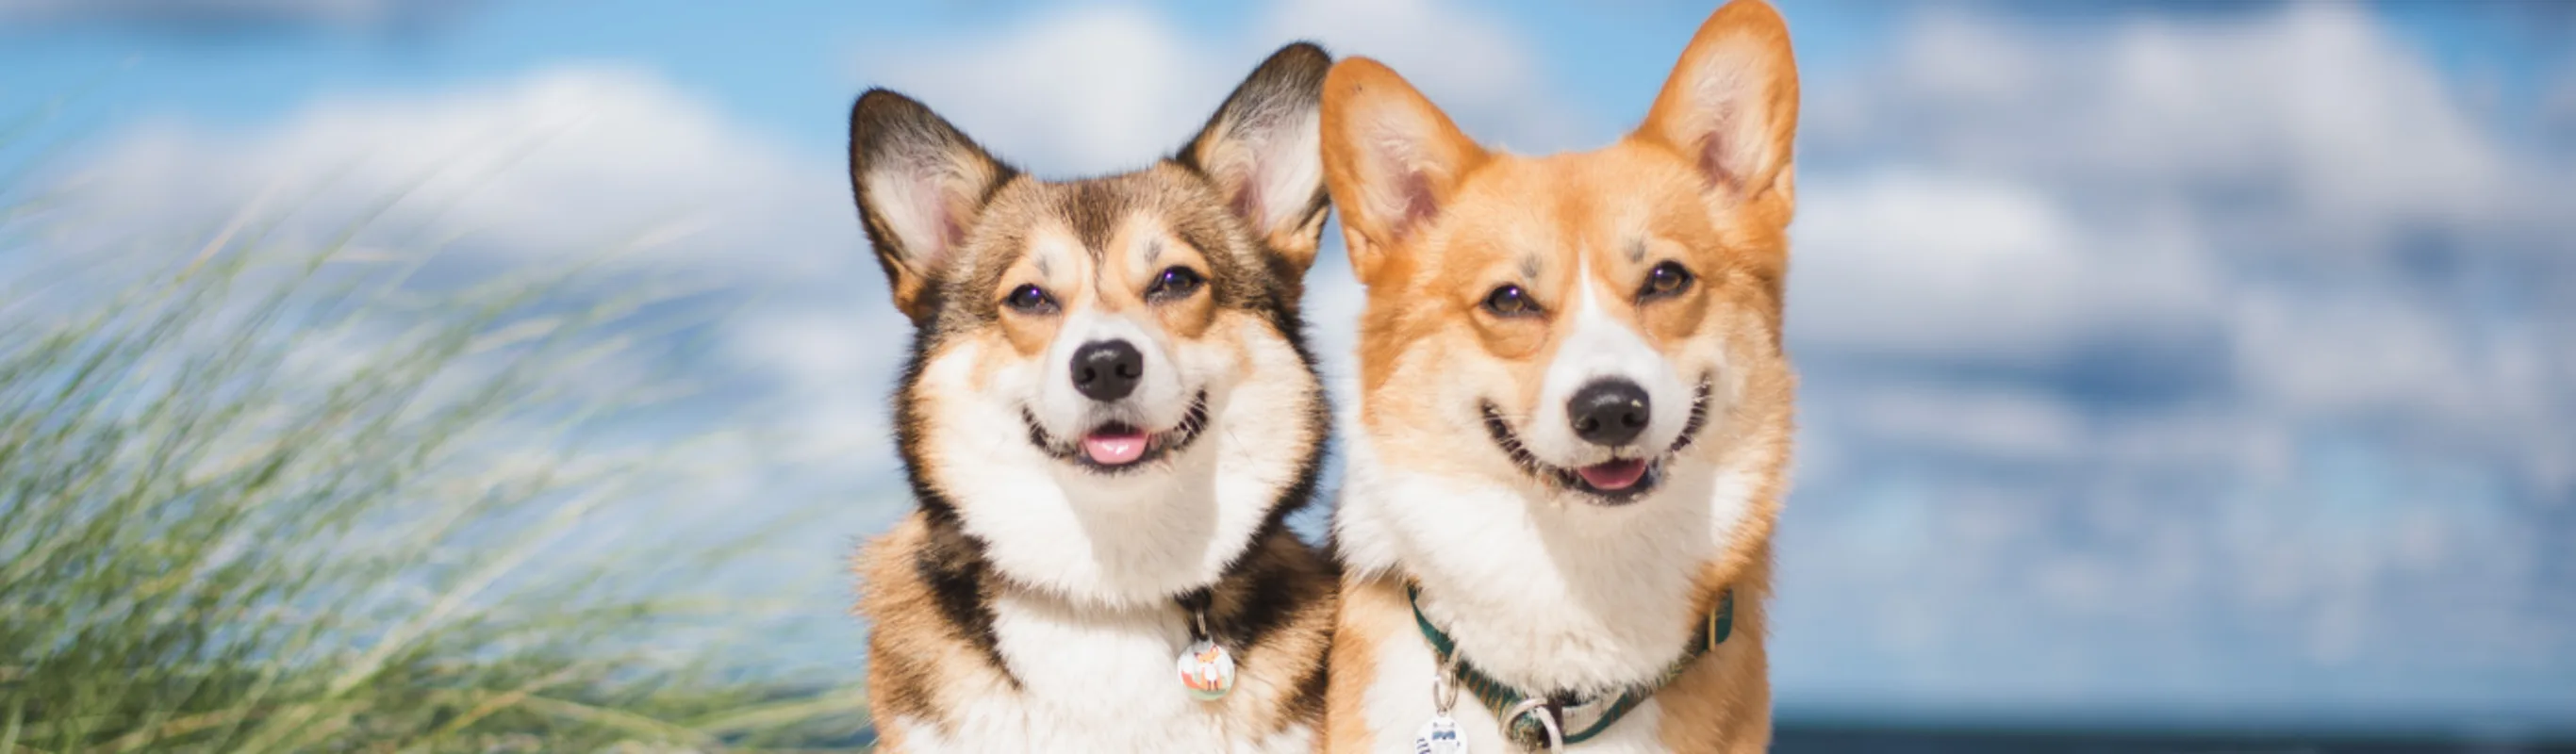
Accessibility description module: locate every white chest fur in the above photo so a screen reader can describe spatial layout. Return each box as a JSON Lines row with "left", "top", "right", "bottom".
{"left": 894, "top": 591, "right": 1311, "bottom": 754}
{"left": 1337, "top": 431, "right": 1751, "bottom": 691}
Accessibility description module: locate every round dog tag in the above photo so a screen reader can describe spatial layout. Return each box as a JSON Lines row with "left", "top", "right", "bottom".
{"left": 1413, "top": 714, "right": 1467, "bottom": 754}
{"left": 1176, "top": 638, "right": 1236, "bottom": 700}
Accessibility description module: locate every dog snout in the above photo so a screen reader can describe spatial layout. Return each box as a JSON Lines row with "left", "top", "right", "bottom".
{"left": 1071, "top": 339, "right": 1145, "bottom": 402}
{"left": 1568, "top": 379, "right": 1650, "bottom": 447}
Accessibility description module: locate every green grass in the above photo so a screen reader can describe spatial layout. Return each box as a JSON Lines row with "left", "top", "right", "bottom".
{"left": 0, "top": 172, "right": 872, "bottom": 750}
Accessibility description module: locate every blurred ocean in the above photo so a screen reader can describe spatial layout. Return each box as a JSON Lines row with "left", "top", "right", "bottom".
{"left": 1773, "top": 726, "right": 2575, "bottom": 754}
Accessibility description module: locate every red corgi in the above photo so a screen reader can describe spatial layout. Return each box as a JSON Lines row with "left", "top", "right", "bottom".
{"left": 1316, "top": 2, "right": 1800, "bottom": 751}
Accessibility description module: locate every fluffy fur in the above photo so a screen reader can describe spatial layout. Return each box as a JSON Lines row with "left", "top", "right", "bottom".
{"left": 848, "top": 42, "right": 1341, "bottom": 753}
{"left": 1316, "top": 3, "right": 1802, "bottom": 751}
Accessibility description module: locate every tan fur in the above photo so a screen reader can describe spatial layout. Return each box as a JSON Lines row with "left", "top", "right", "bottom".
{"left": 854, "top": 516, "right": 1011, "bottom": 746}
{"left": 1653, "top": 544, "right": 1775, "bottom": 751}
{"left": 1319, "top": 2, "right": 1801, "bottom": 750}
{"left": 1322, "top": 572, "right": 1397, "bottom": 754}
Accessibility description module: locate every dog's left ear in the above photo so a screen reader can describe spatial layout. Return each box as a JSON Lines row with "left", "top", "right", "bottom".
{"left": 1180, "top": 41, "right": 1333, "bottom": 278}
{"left": 1637, "top": 0, "right": 1799, "bottom": 209}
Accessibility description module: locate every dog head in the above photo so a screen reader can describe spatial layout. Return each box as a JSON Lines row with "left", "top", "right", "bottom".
{"left": 850, "top": 43, "right": 1332, "bottom": 606}
{"left": 1322, "top": 1, "right": 1797, "bottom": 515}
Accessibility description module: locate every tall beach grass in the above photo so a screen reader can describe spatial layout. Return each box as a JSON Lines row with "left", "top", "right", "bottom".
{"left": 0, "top": 169, "right": 871, "bottom": 750}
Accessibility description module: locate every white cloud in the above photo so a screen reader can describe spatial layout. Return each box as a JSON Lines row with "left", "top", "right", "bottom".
{"left": 1812, "top": 4, "right": 2550, "bottom": 258}
{"left": 60, "top": 66, "right": 854, "bottom": 282}
{"left": 1258, "top": 0, "right": 1582, "bottom": 152}
{"left": 721, "top": 300, "right": 908, "bottom": 470}
{"left": 2227, "top": 288, "right": 2576, "bottom": 491}
{"left": 1789, "top": 171, "right": 2215, "bottom": 362}
{"left": 1835, "top": 384, "right": 2089, "bottom": 464}
{"left": 857, "top": 6, "right": 1217, "bottom": 177}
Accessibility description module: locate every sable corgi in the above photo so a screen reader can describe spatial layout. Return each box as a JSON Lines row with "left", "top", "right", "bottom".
{"left": 847, "top": 43, "right": 1338, "bottom": 753}
{"left": 1315, "top": 3, "right": 1799, "bottom": 752}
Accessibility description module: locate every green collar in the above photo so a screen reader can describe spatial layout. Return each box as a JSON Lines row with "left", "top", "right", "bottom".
{"left": 1409, "top": 582, "right": 1733, "bottom": 748}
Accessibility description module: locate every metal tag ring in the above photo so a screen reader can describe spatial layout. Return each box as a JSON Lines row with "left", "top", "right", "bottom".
{"left": 1503, "top": 698, "right": 1565, "bottom": 753}
{"left": 1429, "top": 653, "right": 1463, "bottom": 713}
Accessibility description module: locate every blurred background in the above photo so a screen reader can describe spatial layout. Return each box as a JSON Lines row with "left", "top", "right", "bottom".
{"left": 2, "top": 0, "right": 2569, "bottom": 751}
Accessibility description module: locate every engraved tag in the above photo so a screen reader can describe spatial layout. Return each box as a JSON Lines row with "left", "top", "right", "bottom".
{"left": 1413, "top": 713, "right": 1467, "bottom": 754}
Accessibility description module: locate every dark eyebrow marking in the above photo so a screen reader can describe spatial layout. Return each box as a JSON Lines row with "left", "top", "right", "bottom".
{"left": 1519, "top": 254, "right": 1541, "bottom": 281}
{"left": 1033, "top": 253, "right": 1052, "bottom": 278}
{"left": 1057, "top": 181, "right": 1123, "bottom": 262}
{"left": 1627, "top": 238, "right": 1647, "bottom": 263}
{"left": 1144, "top": 238, "right": 1164, "bottom": 267}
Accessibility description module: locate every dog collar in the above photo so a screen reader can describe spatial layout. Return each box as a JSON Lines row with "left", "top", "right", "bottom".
{"left": 1408, "top": 582, "right": 1732, "bottom": 748}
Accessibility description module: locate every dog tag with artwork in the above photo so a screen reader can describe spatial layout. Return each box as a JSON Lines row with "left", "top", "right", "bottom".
{"left": 1414, "top": 714, "right": 1467, "bottom": 754}
{"left": 1176, "top": 638, "right": 1236, "bottom": 700}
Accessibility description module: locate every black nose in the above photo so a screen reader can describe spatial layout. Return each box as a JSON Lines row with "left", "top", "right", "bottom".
{"left": 1568, "top": 379, "right": 1651, "bottom": 446}
{"left": 1071, "top": 340, "right": 1145, "bottom": 402}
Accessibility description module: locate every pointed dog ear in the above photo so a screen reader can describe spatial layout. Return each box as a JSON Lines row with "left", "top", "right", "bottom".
{"left": 1635, "top": 0, "right": 1800, "bottom": 207}
{"left": 849, "top": 89, "right": 1015, "bottom": 322}
{"left": 1317, "top": 57, "right": 1487, "bottom": 287}
{"left": 1179, "top": 41, "right": 1334, "bottom": 278}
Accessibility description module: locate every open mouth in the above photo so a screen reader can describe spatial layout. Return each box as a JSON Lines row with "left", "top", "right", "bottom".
{"left": 1023, "top": 390, "right": 1212, "bottom": 473}
{"left": 1479, "top": 379, "right": 1712, "bottom": 505}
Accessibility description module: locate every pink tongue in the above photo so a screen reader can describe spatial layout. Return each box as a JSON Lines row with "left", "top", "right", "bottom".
{"left": 1576, "top": 459, "right": 1648, "bottom": 490}
{"left": 1081, "top": 429, "right": 1150, "bottom": 466}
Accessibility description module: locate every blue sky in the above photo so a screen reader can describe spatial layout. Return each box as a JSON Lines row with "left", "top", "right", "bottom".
{"left": 4, "top": 0, "right": 2572, "bottom": 736}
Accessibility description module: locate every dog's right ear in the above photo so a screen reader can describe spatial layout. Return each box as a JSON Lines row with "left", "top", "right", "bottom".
{"left": 1318, "top": 58, "right": 1487, "bottom": 287}
{"left": 850, "top": 89, "right": 1014, "bottom": 322}
{"left": 1180, "top": 41, "right": 1334, "bottom": 282}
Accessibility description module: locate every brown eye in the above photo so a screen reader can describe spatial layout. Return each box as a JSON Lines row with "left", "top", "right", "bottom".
{"left": 1146, "top": 266, "right": 1204, "bottom": 303}
{"left": 1483, "top": 284, "right": 1539, "bottom": 318}
{"left": 1004, "top": 284, "right": 1057, "bottom": 315}
{"left": 1638, "top": 261, "right": 1693, "bottom": 302}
